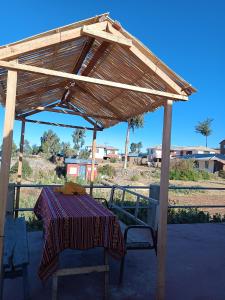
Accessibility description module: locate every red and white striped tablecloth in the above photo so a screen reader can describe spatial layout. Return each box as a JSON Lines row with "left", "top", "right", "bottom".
{"left": 34, "top": 187, "right": 125, "bottom": 280}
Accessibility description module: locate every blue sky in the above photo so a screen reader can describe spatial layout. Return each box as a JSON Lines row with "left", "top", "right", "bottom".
{"left": 0, "top": 0, "right": 224, "bottom": 153}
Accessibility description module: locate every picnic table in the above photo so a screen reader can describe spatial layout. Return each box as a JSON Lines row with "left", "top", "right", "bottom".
{"left": 34, "top": 187, "right": 125, "bottom": 299}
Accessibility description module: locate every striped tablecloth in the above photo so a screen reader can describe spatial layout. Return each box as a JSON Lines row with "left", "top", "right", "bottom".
{"left": 34, "top": 187, "right": 125, "bottom": 280}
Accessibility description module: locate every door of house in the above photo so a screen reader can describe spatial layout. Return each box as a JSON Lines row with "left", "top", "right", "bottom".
{"left": 79, "top": 165, "right": 86, "bottom": 179}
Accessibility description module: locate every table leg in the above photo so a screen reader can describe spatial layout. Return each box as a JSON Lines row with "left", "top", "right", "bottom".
{"left": 52, "top": 274, "right": 58, "bottom": 300}
{"left": 104, "top": 249, "right": 109, "bottom": 300}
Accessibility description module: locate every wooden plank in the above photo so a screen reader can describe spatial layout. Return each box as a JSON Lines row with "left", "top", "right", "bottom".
{"left": 13, "top": 218, "right": 29, "bottom": 267}
{"left": 16, "top": 118, "right": 102, "bottom": 131}
{"left": 0, "top": 60, "right": 189, "bottom": 101}
{"left": 0, "top": 68, "right": 17, "bottom": 276}
{"left": 82, "top": 26, "right": 132, "bottom": 47}
{"left": 15, "top": 121, "right": 26, "bottom": 218}
{"left": 18, "top": 102, "right": 61, "bottom": 118}
{"left": 0, "top": 21, "right": 107, "bottom": 61}
{"left": 157, "top": 100, "right": 173, "bottom": 300}
{"left": 55, "top": 265, "right": 109, "bottom": 277}
{"left": 3, "top": 217, "right": 15, "bottom": 268}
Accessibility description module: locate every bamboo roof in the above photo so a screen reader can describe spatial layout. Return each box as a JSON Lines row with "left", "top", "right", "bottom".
{"left": 0, "top": 13, "right": 196, "bottom": 129}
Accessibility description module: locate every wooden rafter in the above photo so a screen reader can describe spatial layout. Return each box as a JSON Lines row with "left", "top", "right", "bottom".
{"left": 81, "top": 25, "right": 132, "bottom": 47}
{"left": 16, "top": 117, "right": 102, "bottom": 131}
{"left": 61, "top": 37, "right": 95, "bottom": 103}
{"left": 0, "top": 60, "right": 188, "bottom": 100}
{"left": 0, "top": 21, "right": 108, "bottom": 61}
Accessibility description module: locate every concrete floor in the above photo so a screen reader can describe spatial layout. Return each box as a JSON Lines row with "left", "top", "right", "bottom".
{"left": 3, "top": 223, "right": 225, "bottom": 300}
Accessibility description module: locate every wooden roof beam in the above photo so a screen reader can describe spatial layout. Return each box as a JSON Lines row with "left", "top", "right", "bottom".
{"left": 16, "top": 117, "right": 103, "bottom": 131}
{"left": 0, "top": 60, "right": 189, "bottom": 101}
{"left": 17, "top": 101, "right": 61, "bottom": 118}
{"left": 81, "top": 25, "right": 132, "bottom": 47}
{"left": 0, "top": 21, "right": 107, "bottom": 61}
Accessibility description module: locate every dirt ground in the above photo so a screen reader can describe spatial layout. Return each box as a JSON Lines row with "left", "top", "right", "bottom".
{"left": 100, "top": 161, "right": 225, "bottom": 216}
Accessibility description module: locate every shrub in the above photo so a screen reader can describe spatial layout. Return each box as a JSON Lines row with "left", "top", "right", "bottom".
{"left": 10, "top": 159, "right": 32, "bottom": 179}
{"left": 219, "top": 170, "right": 225, "bottom": 179}
{"left": 169, "top": 159, "right": 211, "bottom": 181}
{"left": 98, "top": 164, "right": 116, "bottom": 177}
{"left": 130, "top": 174, "right": 140, "bottom": 181}
{"left": 110, "top": 157, "right": 117, "bottom": 163}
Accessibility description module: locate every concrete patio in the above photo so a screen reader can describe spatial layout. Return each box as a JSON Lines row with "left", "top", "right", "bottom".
{"left": 3, "top": 223, "right": 225, "bottom": 300}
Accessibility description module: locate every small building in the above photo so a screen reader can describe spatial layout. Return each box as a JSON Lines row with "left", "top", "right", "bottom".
{"left": 147, "top": 145, "right": 218, "bottom": 163}
{"left": 87, "top": 145, "right": 119, "bottom": 161}
{"left": 121, "top": 152, "right": 148, "bottom": 165}
{"left": 65, "top": 158, "right": 98, "bottom": 180}
{"left": 220, "top": 140, "right": 225, "bottom": 155}
{"left": 178, "top": 154, "right": 225, "bottom": 173}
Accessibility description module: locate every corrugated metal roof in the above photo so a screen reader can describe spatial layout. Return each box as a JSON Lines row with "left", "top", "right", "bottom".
{"left": 65, "top": 158, "right": 97, "bottom": 164}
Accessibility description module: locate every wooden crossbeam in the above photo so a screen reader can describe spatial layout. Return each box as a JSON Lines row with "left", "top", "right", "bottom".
{"left": 0, "top": 60, "right": 188, "bottom": 101}
{"left": 0, "top": 21, "right": 107, "bottom": 61}
{"left": 81, "top": 26, "right": 132, "bottom": 47}
{"left": 16, "top": 118, "right": 103, "bottom": 131}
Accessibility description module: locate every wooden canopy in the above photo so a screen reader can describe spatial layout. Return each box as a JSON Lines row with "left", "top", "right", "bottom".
{"left": 0, "top": 13, "right": 196, "bottom": 300}
{"left": 0, "top": 13, "right": 195, "bottom": 130}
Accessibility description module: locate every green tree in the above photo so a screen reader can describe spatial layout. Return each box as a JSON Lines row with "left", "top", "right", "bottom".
{"left": 79, "top": 148, "right": 90, "bottom": 159}
{"left": 61, "top": 142, "right": 75, "bottom": 158}
{"left": 195, "top": 118, "right": 213, "bottom": 147}
{"left": 40, "top": 130, "right": 61, "bottom": 157}
{"left": 72, "top": 129, "right": 86, "bottom": 154}
{"left": 130, "top": 142, "right": 137, "bottom": 153}
{"left": 124, "top": 115, "right": 144, "bottom": 169}
{"left": 32, "top": 144, "right": 40, "bottom": 155}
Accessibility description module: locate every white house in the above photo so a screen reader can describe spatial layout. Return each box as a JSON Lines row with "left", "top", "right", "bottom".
{"left": 147, "top": 145, "right": 218, "bottom": 162}
{"left": 87, "top": 145, "right": 119, "bottom": 160}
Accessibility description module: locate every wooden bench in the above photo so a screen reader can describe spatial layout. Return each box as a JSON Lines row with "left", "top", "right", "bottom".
{"left": 0, "top": 216, "right": 30, "bottom": 300}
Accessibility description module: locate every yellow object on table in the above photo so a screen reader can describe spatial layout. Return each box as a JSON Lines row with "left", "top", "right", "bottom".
{"left": 54, "top": 182, "right": 86, "bottom": 195}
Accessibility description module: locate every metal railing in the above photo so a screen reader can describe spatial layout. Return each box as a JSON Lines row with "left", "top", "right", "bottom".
{"left": 12, "top": 183, "right": 225, "bottom": 225}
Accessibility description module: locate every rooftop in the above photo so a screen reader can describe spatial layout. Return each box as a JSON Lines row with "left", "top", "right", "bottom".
{"left": 3, "top": 223, "right": 225, "bottom": 300}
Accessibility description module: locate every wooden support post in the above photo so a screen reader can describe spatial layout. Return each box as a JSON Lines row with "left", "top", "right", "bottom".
{"left": 156, "top": 100, "right": 173, "bottom": 300}
{"left": 15, "top": 120, "right": 26, "bottom": 218}
{"left": 90, "top": 129, "right": 97, "bottom": 196}
{"left": 0, "top": 69, "right": 17, "bottom": 281}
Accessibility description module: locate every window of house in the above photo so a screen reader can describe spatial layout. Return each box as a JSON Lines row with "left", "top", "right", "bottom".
{"left": 205, "top": 161, "right": 209, "bottom": 169}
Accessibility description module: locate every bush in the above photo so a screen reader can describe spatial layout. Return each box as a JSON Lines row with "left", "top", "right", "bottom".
{"left": 110, "top": 157, "right": 117, "bottom": 163}
{"left": 10, "top": 159, "right": 32, "bottom": 179}
{"left": 98, "top": 164, "right": 116, "bottom": 177}
{"left": 130, "top": 174, "right": 140, "bottom": 181}
{"left": 169, "top": 159, "right": 211, "bottom": 181}
{"left": 219, "top": 170, "right": 225, "bottom": 179}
